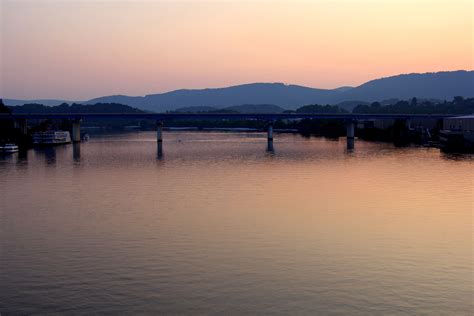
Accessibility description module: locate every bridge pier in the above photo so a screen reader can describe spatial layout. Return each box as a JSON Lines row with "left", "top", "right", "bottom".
{"left": 71, "top": 119, "right": 81, "bottom": 143}
{"left": 157, "top": 121, "right": 164, "bottom": 158}
{"left": 267, "top": 122, "right": 274, "bottom": 151}
{"left": 346, "top": 120, "right": 355, "bottom": 150}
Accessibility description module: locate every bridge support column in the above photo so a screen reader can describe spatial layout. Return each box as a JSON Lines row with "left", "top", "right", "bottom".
{"left": 267, "top": 122, "right": 274, "bottom": 152}
{"left": 346, "top": 120, "right": 355, "bottom": 150}
{"left": 157, "top": 120, "right": 163, "bottom": 158}
{"left": 71, "top": 119, "right": 81, "bottom": 143}
{"left": 15, "top": 119, "right": 28, "bottom": 135}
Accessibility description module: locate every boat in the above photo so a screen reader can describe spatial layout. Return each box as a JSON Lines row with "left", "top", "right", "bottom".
{"left": 33, "top": 131, "right": 71, "bottom": 145}
{"left": 0, "top": 143, "right": 19, "bottom": 153}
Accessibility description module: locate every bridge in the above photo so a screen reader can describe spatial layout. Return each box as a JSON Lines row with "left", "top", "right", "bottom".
{"left": 0, "top": 112, "right": 455, "bottom": 151}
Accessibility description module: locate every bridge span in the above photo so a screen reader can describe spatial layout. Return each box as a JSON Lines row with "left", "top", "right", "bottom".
{"left": 0, "top": 112, "right": 455, "bottom": 151}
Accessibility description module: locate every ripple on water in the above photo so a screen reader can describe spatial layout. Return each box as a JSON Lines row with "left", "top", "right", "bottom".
{"left": 1, "top": 132, "right": 473, "bottom": 314}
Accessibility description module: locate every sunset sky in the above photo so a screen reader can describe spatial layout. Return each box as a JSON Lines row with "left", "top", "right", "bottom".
{"left": 1, "top": 0, "right": 472, "bottom": 100}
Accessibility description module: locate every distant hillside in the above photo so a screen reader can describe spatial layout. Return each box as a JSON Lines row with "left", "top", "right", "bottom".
{"left": 335, "top": 100, "right": 370, "bottom": 111}
{"left": 5, "top": 71, "right": 473, "bottom": 112}
{"left": 85, "top": 83, "right": 341, "bottom": 112}
{"left": 224, "top": 104, "right": 285, "bottom": 113}
{"left": 335, "top": 71, "right": 474, "bottom": 103}
{"left": 174, "top": 106, "right": 218, "bottom": 113}
{"left": 9, "top": 103, "right": 144, "bottom": 114}
{"left": 174, "top": 104, "right": 285, "bottom": 113}
{"left": 4, "top": 99, "right": 79, "bottom": 106}
{"left": 83, "top": 71, "right": 473, "bottom": 112}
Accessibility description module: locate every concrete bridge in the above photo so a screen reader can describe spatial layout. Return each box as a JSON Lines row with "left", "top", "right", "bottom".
{"left": 0, "top": 112, "right": 455, "bottom": 151}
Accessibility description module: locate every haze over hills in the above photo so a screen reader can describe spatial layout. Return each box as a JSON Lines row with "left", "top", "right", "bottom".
{"left": 4, "top": 71, "right": 473, "bottom": 112}
{"left": 83, "top": 83, "right": 338, "bottom": 112}
{"left": 174, "top": 104, "right": 286, "bottom": 114}
{"left": 3, "top": 99, "right": 82, "bottom": 106}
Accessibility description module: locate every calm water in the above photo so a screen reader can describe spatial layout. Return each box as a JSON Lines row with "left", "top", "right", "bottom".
{"left": 1, "top": 132, "right": 473, "bottom": 315}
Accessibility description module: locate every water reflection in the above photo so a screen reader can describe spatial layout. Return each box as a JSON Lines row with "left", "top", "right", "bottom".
{"left": 440, "top": 151, "right": 474, "bottom": 161}
{"left": 157, "top": 142, "right": 163, "bottom": 159}
{"left": 36, "top": 147, "right": 57, "bottom": 165}
{"left": 346, "top": 137, "right": 355, "bottom": 151}
{"left": 17, "top": 149, "right": 28, "bottom": 162}
{"left": 73, "top": 143, "right": 81, "bottom": 162}
{"left": 1, "top": 132, "right": 472, "bottom": 315}
{"left": 266, "top": 140, "right": 274, "bottom": 152}
{"left": 0, "top": 152, "right": 16, "bottom": 162}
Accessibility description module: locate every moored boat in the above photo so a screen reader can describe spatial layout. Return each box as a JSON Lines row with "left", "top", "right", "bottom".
{"left": 33, "top": 131, "right": 71, "bottom": 145}
{"left": 0, "top": 143, "right": 19, "bottom": 153}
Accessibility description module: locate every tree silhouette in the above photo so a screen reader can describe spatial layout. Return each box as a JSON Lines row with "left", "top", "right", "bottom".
{"left": 0, "top": 99, "right": 12, "bottom": 114}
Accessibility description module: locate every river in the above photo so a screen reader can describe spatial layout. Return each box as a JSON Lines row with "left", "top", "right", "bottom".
{"left": 1, "top": 131, "right": 472, "bottom": 314}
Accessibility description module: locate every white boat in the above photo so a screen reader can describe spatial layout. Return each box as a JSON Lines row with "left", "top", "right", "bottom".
{"left": 33, "top": 131, "right": 71, "bottom": 145}
{"left": 0, "top": 143, "right": 19, "bottom": 153}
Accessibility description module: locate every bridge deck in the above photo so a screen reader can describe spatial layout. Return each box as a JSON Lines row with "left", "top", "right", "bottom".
{"left": 0, "top": 113, "right": 456, "bottom": 120}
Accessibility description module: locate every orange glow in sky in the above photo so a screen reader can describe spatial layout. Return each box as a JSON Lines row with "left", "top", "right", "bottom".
{"left": 1, "top": 0, "right": 472, "bottom": 100}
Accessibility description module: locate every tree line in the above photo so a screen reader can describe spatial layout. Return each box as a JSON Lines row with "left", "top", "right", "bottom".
{"left": 351, "top": 97, "right": 473, "bottom": 114}
{"left": 3, "top": 97, "right": 473, "bottom": 115}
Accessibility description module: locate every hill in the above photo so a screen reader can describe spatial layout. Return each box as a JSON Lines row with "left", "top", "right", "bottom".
{"left": 8, "top": 102, "right": 144, "bottom": 114}
{"left": 223, "top": 104, "right": 285, "bottom": 113}
{"left": 85, "top": 83, "right": 340, "bottom": 112}
{"left": 174, "top": 104, "right": 285, "bottom": 113}
{"left": 335, "top": 71, "right": 474, "bottom": 103}
{"left": 4, "top": 71, "right": 473, "bottom": 112}
{"left": 4, "top": 99, "right": 79, "bottom": 106}
{"left": 84, "top": 71, "right": 473, "bottom": 112}
{"left": 174, "top": 106, "right": 218, "bottom": 113}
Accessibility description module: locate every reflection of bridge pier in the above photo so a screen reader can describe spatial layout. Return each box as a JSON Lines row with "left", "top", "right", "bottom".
{"left": 267, "top": 121, "right": 274, "bottom": 152}
{"left": 73, "top": 142, "right": 81, "bottom": 161}
{"left": 156, "top": 120, "right": 163, "bottom": 143}
{"left": 156, "top": 120, "right": 164, "bottom": 158}
{"left": 346, "top": 120, "right": 355, "bottom": 150}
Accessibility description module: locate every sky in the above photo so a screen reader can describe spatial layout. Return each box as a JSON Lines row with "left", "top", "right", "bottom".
{"left": 0, "top": 0, "right": 472, "bottom": 100}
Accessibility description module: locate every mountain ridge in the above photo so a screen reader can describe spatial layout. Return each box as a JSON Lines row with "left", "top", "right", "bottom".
{"left": 3, "top": 70, "right": 473, "bottom": 111}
